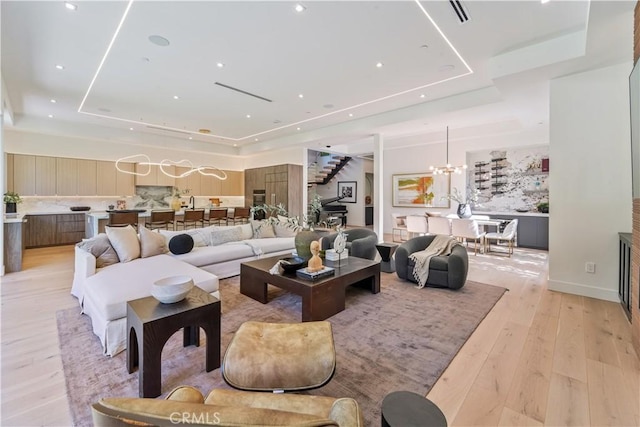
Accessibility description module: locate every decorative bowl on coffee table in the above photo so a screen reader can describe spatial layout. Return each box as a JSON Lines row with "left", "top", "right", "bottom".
{"left": 151, "top": 275, "right": 194, "bottom": 303}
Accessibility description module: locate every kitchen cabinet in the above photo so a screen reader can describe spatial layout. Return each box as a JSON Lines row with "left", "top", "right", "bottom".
{"left": 56, "top": 158, "right": 98, "bottom": 196}
{"left": 35, "top": 156, "right": 57, "bottom": 196}
{"left": 116, "top": 162, "right": 135, "bottom": 196}
{"left": 221, "top": 171, "right": 243, "bottom": 196}
{"left": 175, "top": 166, "right": 202, "bottom": 196}
{"left": 97, "top": 161, "right": 135, "bottom": 196}
{"left": 135, "top": 164, "right": 175, "bottom": 187}
{"left": 6, "top": 153, "right": 14, "bottom": 193}
{"left": 201, "top": 172, "right": 222, "bottom": 196}
{"left": 26, "top": 213, "right": 85, "bottom": 248}
{"left": 246, "top": 164, "right": 302, "bottom": 217}
{"left": 13, "top": 154, "right": 36, "bottom": 196}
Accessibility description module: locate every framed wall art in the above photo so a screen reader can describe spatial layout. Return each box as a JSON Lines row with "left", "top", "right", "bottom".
{"left": 392, "top": 172, "right": 450, "bottom": 208}
{"left": 337, "top": 181, "right": 357, "bottom": 203}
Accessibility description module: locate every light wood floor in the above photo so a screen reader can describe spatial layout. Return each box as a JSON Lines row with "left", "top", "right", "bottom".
{"left": 1, "top": 240, "right": 638, "bottom": 426}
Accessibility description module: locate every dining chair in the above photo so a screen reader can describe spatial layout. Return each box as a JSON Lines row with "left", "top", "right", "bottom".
{"left": 451, "top": 218, "right": 486, "bottom": 255}
{"left": 175, "top": 209, "right": 205, "bottom": 230}
{"left": 427, "top": 216, "right": 452, "bottom": 236}
{"left": 208, "top": 208, "right": 228, "bottom": 226}
{"left": 391, "top": 213, "right": 408, "bottom": 242}
{"left": 405, "top": 215, "right": 428, "bottom": 238}
{"left": 485, "top": 219, "right": 518, "bottom": 256}
{"left": 230, "top": 207, "right": 251, "bottom": 225}
{"left": 108, "top": 211, "right": 139, "bottom": 231}
{"left": 144, "top": 210, "right": 175, "bottom": 231}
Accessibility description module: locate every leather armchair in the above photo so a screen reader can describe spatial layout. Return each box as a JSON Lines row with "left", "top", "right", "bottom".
{"left": 321, "top": 228, "right": 378, "bottom": 260}
{"left": 395, "top": 235, "right": 469, "bottom": 289}
{"left": 92, "top": 386, "right": 363, "bottom": 426}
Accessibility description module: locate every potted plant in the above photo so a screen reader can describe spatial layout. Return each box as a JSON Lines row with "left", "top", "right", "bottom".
{"left": 536, "top": 202, "right": 549, "bottom": 213}
{"left": 445, "top": 187, "right": 481, "bottom": 218}
{"left": 4, "top": 191, "right": 22, "bottom": 214}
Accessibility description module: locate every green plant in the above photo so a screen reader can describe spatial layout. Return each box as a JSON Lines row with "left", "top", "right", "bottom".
{"left": 537, "top": 202, "right": 549, "bottom": 212}
{"left": 250, "top": 194, "right": 328, "bottom": 231}
{"left": 3, "top": 191, "right": 22, "bottom": 204}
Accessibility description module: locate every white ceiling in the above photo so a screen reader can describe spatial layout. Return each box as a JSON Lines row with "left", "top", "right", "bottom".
{"left": 1, "top": 1, "right": 635, "bottom": 156}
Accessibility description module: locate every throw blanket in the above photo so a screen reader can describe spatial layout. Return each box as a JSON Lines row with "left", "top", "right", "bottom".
{"left": 409, "top": 235, "right": 460, "bottom": 289}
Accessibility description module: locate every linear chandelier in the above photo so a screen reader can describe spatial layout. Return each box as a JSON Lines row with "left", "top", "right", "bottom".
{"left": 115, "top": 154, "right": 227, "bottom": 180}
{"left": 429, "top": 126, "right": 468, "bottom": 175}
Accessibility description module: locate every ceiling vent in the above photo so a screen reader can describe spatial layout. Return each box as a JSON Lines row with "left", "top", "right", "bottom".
{"left": 146, "top": 125, "right": 191, "bottom": 135}
{"left": 214, "top": 82, "right": 272, "bottom": 103}
{"left": 449, "top": 0, "right": 469, "bottom": 24}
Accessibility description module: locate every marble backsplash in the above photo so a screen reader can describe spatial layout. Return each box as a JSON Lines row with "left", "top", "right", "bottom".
{"left": 17, "top": 193, "right": 245, "bottom": 214}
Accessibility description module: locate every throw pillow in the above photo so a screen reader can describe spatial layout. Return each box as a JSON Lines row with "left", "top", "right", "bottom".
{"left": 250, "top": 220, "right": 276, "bottom": 239}
{"left": 238, "top": 223, "right": 254, "bottom": 240}
{"left": 139, "top": 227, "right": 168, "bottom": 258}
{"left": 273, "top": 221, "right": 297, "bottom": 237}
{"left": 169, "top": 234, "right": 194, "bottom": 255}
{"left": 210, "top": 227, "right": 242, "bottom": 246}
{"left": 76, "top": 234, "right": 120, "bottom": 268}
{"left": 105, "top": 225, "right": 141, "bottom": 263}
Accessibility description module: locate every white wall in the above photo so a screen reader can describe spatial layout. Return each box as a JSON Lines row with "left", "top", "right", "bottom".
{"left": 549, "top": 62, "right": 633, "bottom": 301}
{"left": 382, "top": 128, "right": 548, "bottom": 234}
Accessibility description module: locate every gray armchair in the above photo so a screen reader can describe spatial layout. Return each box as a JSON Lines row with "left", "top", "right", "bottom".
{"left": 395, "top": 235, "right": 468, "bottom": 289}
{"left": 320, "top": 228, "right": 378, "bottom": 260}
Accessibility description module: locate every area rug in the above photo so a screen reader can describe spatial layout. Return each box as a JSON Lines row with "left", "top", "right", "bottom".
{"left": 58, "top": 274, "right": 506, "bottom": 426}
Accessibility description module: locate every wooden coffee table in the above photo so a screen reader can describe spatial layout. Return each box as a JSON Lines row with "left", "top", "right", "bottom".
{"left": 127, "top": 286, "right": 221, "bottom": 398}
{"left": 240, "top": 255, "right": 380, "bottom": 321}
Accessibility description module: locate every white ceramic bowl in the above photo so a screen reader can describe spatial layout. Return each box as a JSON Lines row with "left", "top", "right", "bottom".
{"left": 151, "top": 275, "right": 194, "bottom": 304}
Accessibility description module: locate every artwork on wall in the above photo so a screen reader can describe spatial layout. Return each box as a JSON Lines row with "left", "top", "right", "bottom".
{"left": 337, "top": 181, "right": 357, "bottom": 203}
{"left": 392, "top": 173, "right": 450, "bottom": 208}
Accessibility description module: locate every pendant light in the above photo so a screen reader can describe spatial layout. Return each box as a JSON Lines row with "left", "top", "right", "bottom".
{"left": 429, "top": 126, "right": 468, "bottom": 175}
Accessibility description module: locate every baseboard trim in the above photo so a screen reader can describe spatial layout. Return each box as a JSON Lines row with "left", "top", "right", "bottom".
{"left": 548, "top": 279, "right": 620, "bottom": 302}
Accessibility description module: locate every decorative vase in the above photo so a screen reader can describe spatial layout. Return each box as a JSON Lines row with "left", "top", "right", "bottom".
{"left": 5, "top": 202, "right": 16, "bottom": 214}
{"left": 295, "top": 229, "right": 320, "bottom": 260}
{"left": 457, "top": 203, "right": 472, "bottom": 218}
{"left": 171, "top": 197, "right": 182, "bottom": 211}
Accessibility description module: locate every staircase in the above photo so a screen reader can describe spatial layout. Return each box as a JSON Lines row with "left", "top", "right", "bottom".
{"left": 307, "top": 156, "right": 352, "bottom": 186}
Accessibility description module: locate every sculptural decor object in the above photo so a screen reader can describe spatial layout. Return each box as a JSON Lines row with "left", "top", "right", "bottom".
{"left": 307, "top": 241, "right": 324, "bottom": 272}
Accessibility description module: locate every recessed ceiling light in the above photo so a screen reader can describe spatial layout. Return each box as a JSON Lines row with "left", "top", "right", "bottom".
{"left": 541, "top": 0, "right": 550, "bottom": 3}
{"left": 323, "top": 104, "right": 334, "bottom": 109}
{"left": 64, "top": 2, "right": 77, "bottom": 11}
{"left": 188, "top": 136, "right": 193, "bottom": 140}
{"left": 376, "top": 62, "right": 383, "bottom": 68}
{"left": 246, "top": 114, "right": 251, "bottom": 119}
{"left": 50, "top": 99, "right": 57, "bottom": 103}
{"left": 48, "top": 114, "right": 54, "bottom": 118}
{"left": 296, "top": 127, "right": 301, "bottom": 131}
{"left": 254, "top": 138, "right": 259, "bottom": 142}
{"left": 129, "top": 127, "right": 134, "bottom": 131}
{"left": 420, "top": 94, "right": 425, "bottom": 98}
{"left": 294, "top": 3, "right": 306, "bottom": 13}
{"left": 148, "top": 35, "right": 170, "bottom": 47}
{"left": 216, "top": 62, "right": 225, "bottom": 68}
{"left": 233, "top": 144, "right": 238, "bottom": 147}
{"left": 173, "top": 95, "right": 179, "bottom": 100}
{"left": 348, "top": 113, "right": 353, "bottom": 117}
{"left": 273, "top": 119, "right": 282, "bottom": 124}
{"left": 55, "top": 64, "right": 64, "bottom": 70}
{"left": 298, "top": 94, "right": 304, "bottom": 99}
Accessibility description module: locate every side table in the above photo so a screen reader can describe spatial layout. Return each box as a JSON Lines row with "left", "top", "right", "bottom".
{"left": 381, "top": 391, "right": 447, "bottom": 427}
{"left": 376, "top": 243, "right": 398, "bottom": 273}
{"left": 127, "top": 286, "right": 221, "bottom": 398}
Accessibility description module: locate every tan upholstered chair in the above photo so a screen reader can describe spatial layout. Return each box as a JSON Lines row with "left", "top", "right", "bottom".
{"left": 144, "top": 210, "right": 175, "bottom": 230}
{"left": 93, "top": 321, "right": 364, "bottom": 426}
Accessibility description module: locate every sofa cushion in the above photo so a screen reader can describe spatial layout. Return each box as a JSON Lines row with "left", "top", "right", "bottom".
{"left": 238, "top": 223, "right": 254, "bottom": 240}
{"left": 77, "top": 234, "right": 119, "bottom": 268}
{"left": 82, "top": 254, "right": 218, "bottom": 322}
{"left": 273, "top": 222, "right": 297, "bottom": 238}
{"left": 246, "top": 237, "right": 296, "bottom": 254}
{"left": 251, "top": 220, "right": 276, "bottom": 238}
{"left": 210, "top": 227, "right": 243, "bottom": 246}
{"left": 139, "top": 227, "right": 168, "bottom": 258}
{"left": 173, "top": 243, "right": 255, "bottom": 267}
{"left": 105, "top": 225, "right": 140, "bottom": 263}
{"left": 169, "top": 234, "right": 194, "bottom": 255}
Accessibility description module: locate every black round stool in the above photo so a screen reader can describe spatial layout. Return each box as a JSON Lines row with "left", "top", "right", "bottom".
{"left": 381, "top": 391, "right": 447, "bottom": 427}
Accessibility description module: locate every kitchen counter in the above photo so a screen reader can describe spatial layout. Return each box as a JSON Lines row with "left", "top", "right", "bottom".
{"left": 87, "top": 208, "right": 236, "bottom": 220}
{"left": 473, "top": 210, "right": 549, "bottom": 217}
{"left": 3, "top": 213, "right": 27, "bottom": 223}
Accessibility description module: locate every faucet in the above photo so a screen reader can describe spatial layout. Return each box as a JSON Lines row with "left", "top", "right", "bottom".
{"left": 189, "top": 196, "right": 195, "bottom": 210}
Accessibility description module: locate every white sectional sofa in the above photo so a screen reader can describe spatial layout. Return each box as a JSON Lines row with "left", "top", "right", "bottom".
{"left": 72, "top": 222, "right": 295, "bottom": 356}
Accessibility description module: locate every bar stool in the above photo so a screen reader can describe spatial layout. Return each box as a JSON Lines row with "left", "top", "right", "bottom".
{"left": 144, "top": 210, "right": 175, "bottom": 231}
{"left": 230, "top": 207, "right": 251, "bottom": 225}
{"left": 208, "top": 208, "right": 228, "bottom": 226}
{"left": 108, "top": 211, "right": 139, "bottom": 231}
{"left": 176, "top": 209, "right": 205, "bottom": 230}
